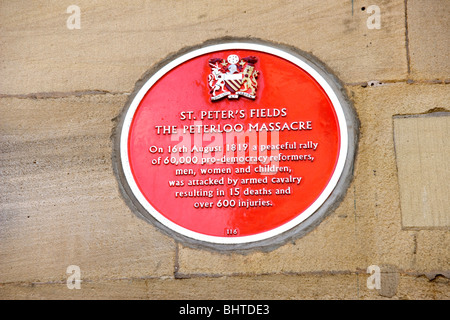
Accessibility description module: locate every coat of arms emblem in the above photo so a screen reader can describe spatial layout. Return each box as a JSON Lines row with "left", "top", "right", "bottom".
{"left": 208, "top": 54, "right": 259, "bottom": 101}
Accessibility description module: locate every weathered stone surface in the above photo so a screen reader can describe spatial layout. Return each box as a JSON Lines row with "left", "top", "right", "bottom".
{"left": 2, "top": 274, "right": 363, "bottom": 300}
{"left": 0, "top": 95, "right": 175, "bottom": 284}
{"left": 407, "top": 0, "right": 450, "bottom": 80}
{"left": 1, "top": 273, "right": 448, "bottom": 300}
{"left": 0, "top": 0, "right": 406, "bottom": 95}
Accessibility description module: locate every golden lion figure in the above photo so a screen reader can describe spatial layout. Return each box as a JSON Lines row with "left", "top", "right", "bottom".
{"left": 240, "top": 65, "right": 258, "bottom": 96}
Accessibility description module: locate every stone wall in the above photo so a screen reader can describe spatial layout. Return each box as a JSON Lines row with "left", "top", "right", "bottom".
{"left": 0, "top": 0, "right": 448, "bottom": 299}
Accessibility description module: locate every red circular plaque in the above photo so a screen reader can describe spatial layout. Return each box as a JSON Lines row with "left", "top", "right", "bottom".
{"left": 119, "top": 43, "right": 350, "bottom": 245}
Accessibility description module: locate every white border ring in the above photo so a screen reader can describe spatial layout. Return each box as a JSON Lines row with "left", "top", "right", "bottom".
{"left": 114, "top": 39, "right": 358, "bottom": 251}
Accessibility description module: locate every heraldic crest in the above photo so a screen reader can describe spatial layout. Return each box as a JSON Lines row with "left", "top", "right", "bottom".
{"left": 208, "top": 54, "right": 259, "bottom": 101}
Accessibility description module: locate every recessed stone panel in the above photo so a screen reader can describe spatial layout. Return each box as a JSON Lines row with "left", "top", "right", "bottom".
{"left": 394, "top": 113, "right": 450, "bottom": 228}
